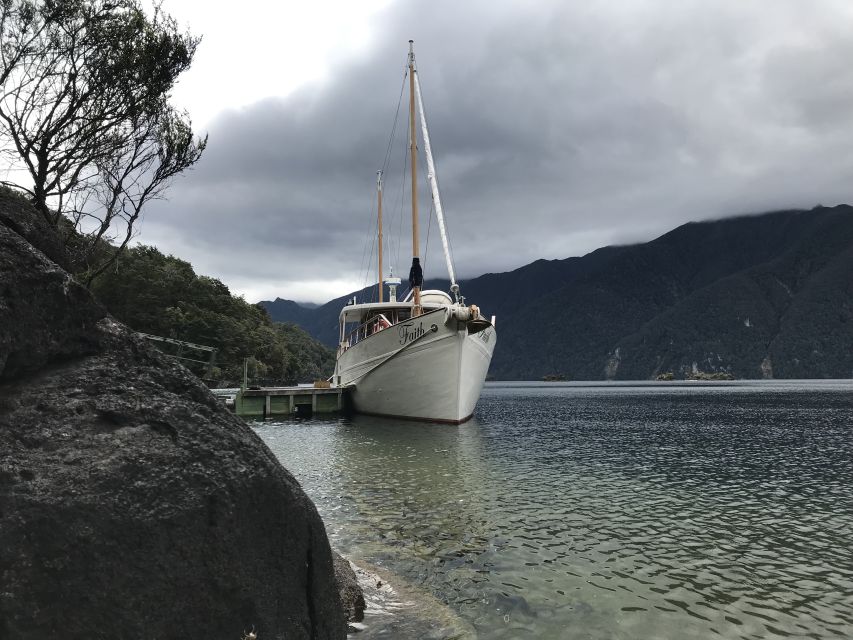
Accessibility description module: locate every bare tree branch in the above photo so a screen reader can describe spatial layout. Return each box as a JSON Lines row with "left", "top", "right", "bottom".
{"left": 0, "top": 0, "right": 206, "bottom": 279}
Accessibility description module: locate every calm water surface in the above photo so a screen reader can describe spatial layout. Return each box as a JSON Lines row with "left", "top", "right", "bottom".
{"left": 255, "top": 380, "right": 853, "bottom": 639}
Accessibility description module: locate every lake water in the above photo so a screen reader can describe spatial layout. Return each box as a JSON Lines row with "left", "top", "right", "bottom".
{"left": 254, "top": 380, "right": 853, "bottom": 639}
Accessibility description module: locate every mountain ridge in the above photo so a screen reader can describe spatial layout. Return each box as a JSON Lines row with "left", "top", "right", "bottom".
{"left": 261, "top": 205, "right": 853, "bottom": 380}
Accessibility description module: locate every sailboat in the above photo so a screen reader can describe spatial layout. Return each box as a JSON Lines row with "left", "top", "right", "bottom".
{"left": 331, "top": 41, "right": 496, "bottom": 424}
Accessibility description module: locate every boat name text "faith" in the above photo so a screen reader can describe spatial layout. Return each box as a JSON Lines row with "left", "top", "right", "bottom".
{"left": 398, "top": 322, "right": 425, "bottom": 345}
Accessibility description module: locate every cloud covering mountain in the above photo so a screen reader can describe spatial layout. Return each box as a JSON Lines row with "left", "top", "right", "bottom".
{"left": 142, "top": 0, "right": 853, "bottom": 303}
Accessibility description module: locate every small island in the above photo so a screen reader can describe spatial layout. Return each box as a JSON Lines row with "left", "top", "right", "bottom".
{"left": 656, "top": 371, "right": 735, "bottom": 381}
{"left": 688, "top": 371, "right": 736, "bottom": 381}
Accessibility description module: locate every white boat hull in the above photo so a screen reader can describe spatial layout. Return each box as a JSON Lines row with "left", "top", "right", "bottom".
{"left": 335, "top": 308, "right": 496, "bottom": 423}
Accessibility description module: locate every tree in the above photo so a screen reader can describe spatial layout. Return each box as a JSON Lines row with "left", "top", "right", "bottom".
{"left": 89, "top": 245, "right": 337, "bottom": 385}
{"left": 0, "top": 0, "right": 206, "bottom": 281}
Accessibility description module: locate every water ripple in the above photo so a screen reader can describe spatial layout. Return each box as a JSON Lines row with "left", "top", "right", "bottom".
{"left": 256, "top": 380, "right": 853, "bottom": 639}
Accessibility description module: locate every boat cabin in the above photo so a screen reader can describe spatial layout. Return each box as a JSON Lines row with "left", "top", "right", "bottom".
{"left": 338, "top": 290, "right": 453, "bottom": 352}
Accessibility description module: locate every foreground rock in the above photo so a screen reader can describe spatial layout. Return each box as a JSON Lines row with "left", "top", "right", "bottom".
{"left": 333, "top": 552, "right": 366, "bottom": 624}
{"left": 0, "top": 192, "right": 345, "bottom": 639}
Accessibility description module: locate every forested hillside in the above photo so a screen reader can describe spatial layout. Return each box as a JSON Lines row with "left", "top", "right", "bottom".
{"left": 262, "top": 205, "right": 853, "bottom": 380}
{"left": 92, "top": 246, "right": 334, "bottom": 385}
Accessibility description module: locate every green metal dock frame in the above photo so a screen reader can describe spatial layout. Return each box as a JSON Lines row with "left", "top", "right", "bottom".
{"left": 234, "top": 386, "right": 347, "bottom": 418}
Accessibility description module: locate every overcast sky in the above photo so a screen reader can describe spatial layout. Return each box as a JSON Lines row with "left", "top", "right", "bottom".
{"left": 139, "top": 0, "right": 853, "bottom": 304}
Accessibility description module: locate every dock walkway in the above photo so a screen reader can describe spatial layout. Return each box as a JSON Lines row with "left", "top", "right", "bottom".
{"left": 212, "top": 386, "right": 348, "bottom": 418}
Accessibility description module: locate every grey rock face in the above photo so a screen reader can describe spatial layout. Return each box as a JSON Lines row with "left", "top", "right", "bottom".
{"left": 0, "top": 221, "right": 105, "bottom": 381}
{"left": 0, "top": 198, "right": 345, "bottom": 639}
{"left": 0, "top": 188, "right": 69, "bottom": 269}
{"left": 333, "top": 552, "right": 366, "bottom": 623}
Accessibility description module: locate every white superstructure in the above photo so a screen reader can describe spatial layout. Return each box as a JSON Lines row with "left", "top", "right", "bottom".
{"left": 333, "top": 294, "right": 496, "bottom": 423}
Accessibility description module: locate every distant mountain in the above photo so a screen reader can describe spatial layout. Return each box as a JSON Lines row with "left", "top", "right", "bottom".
{"left": 260, "top": 205, "right": 853, "bottom": 380}
{"left": 262, "top": 298, "right": 321, "bottom": 327}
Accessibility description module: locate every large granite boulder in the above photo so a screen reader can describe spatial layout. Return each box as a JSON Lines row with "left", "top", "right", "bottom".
{"left": 0, "top": 192, "right": 345, "bottom": 639}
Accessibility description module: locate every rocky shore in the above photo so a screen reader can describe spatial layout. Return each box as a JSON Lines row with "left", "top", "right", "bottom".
{"left": 0, "top": 190, "right": 354, "bottom": 638}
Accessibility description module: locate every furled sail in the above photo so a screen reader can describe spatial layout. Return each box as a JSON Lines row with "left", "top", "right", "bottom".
{"left": 409, "top": 257, "right": 423, "bottom": 289}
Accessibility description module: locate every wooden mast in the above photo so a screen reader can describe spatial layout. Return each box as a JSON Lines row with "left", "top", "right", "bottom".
{"left": 377, "top": 170, "right": 383, "bottom": 303}
{"left": 408, "top": 40, "right": 422, "bottom": 316}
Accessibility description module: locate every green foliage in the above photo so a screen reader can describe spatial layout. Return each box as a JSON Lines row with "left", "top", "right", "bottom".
{"left": 90, "top": 245, "right": 335, "bottom": 385}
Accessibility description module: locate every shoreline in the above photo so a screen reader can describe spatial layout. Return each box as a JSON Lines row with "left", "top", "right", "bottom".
{"left": 341, "top": 554, "right": 475, "bottom": 639}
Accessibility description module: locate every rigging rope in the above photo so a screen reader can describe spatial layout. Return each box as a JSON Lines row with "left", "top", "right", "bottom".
{"left": 411, "top": 64, "right": 460, "bottom": 290}
{"left": 423, "top": 199, "right": 434, "bottom": 278}
{"left": 359, "top": 62, "right": 408, "bottom": 299}
{"left": 357, "top": 188, "right": 379, "bottom": 297}
{"left": 382, "top": 65, "right": 408, "bottom": 177}
{"left": 389, "top": 78, "right": 409, "bottom": 282}
{"left": 382, "top": 64, "right": 409, "bottom": 288}
{"left": 394, "top": 89, "right": 409, "bottom": 278}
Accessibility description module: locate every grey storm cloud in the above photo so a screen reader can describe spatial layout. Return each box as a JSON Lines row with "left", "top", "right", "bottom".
{"left": 142, "top": 0, "right": 853, "bottom": 302}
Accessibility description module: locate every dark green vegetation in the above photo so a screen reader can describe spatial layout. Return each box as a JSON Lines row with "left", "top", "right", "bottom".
{"left": 0, "top": 0, "right": 313, "bottom": 387}
{"left": 1, "top": 182, "right": 333, "bottom": 388}
{"left": 262, "top": 206, "right": 853, "bottom": 380}
{"left": 92, "top": 245, "right": 334, "bottom": 386}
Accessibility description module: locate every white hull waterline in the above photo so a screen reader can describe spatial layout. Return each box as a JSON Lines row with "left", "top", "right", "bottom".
{"left": 334, "top": 299, "right": 496, "bottom": 423}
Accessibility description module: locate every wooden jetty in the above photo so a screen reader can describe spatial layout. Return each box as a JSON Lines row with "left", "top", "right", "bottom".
{"left": 213, "top": 386, "right": 349, "bottom": 418}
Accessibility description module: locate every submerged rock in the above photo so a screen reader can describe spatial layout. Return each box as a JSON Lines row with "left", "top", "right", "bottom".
{"left": 333, "top": 552, "right": 366, "bottom": 623}
{"left": 0, "top": 194, "right": 345, "bottom": 639}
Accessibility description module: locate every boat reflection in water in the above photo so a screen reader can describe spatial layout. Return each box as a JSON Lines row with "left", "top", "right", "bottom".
{"left": 257, "top": 414, "right": 496, "bottom": 637}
